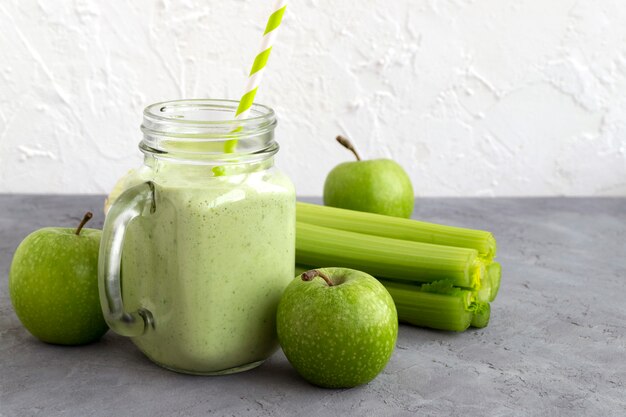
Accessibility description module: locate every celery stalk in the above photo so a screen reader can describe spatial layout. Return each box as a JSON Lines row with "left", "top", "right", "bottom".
{"left": 475, "top": 261, "right": 502, "bottom": 302}
{"left": 296, "top": 222, "right": 483, "bottom": 289}
{"left": 297, "top": 202, "right": 496, "bottom": 261}
{"left": 476, "top": 260, "right": 492, "bottom": 302}
{"left": 470, "top": 302, "right": 491, "bottom": 328}
{"left": 487, "top": 262, "right": 501, "bottom": 302}
{"left": 380, "top": 279, "right": 475, "bottom": 332}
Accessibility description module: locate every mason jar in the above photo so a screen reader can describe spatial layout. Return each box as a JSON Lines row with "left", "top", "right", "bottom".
{"left": 99, "top": 99, "right": 295, "bottom": 375}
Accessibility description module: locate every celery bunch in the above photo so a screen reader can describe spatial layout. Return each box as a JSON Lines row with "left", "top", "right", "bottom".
{"left": 295, "top": 202, "right": 501, "bottom": 332}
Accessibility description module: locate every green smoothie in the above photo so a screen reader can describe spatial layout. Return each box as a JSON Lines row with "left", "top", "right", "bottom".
{"left": 120, "top": 168, "right": 295, "bottom": 374}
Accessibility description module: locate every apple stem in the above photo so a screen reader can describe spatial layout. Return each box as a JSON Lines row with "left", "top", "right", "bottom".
{"left": 75, "top": 212, "right": 93, "bottom": 235}
{"left": 336, "top": 135, "right": 361, "bottom": 161}
{"left": 301, "top": 269, "right": 334, "bottom": 287}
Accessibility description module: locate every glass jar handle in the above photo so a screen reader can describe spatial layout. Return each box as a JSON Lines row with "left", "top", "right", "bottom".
{"left": 98, "top": 182, "right": 155, "bottom": 337}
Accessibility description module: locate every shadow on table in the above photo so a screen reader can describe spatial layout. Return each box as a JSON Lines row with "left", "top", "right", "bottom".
{"left": 98, "top": 332, "right": 312, "bottom": 390}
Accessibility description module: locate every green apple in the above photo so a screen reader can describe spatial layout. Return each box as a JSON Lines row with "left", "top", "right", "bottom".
{"left": 9, "top": 212, "right": 108, "bottom": 345}
{"left": 323, "top": 135, "right": 414, "bottom": 218}
{"left": 277, "top": 268, "right": 398, "bottom": 388}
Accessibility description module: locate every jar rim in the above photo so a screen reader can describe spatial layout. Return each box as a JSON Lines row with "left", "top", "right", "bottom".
{"left": 140, "top": 99, "right": 279, "bottom": 164}
{"left": 143, "top": 99, "right": 276, "bottom": 128}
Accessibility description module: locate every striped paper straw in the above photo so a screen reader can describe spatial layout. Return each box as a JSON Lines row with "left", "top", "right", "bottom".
{"left": 224, "top": 0, "right": 288, "bottom": 153}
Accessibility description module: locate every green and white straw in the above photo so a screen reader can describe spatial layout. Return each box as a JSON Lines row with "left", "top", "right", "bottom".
{"left": 224, "top": 0, "right": 288, "bottom": 153}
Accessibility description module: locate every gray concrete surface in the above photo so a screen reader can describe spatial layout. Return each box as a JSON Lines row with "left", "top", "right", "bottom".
{"left": 0, "top": 196, "right": 625, "bottom": 417}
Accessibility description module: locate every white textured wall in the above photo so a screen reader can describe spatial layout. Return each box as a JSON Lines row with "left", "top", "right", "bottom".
{"left": 1, "top": 0, "right": 625, "bottom": 196}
